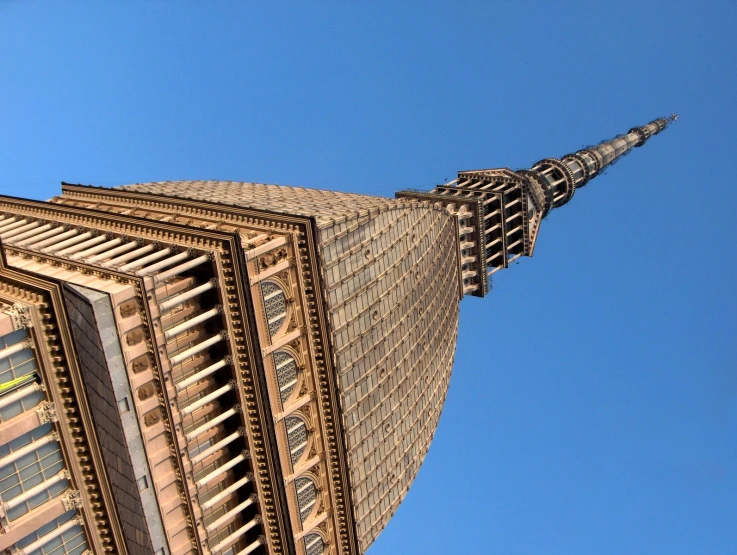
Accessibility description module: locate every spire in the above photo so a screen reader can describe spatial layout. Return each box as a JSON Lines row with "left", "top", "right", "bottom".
{"left": 522, "top": 115, "right": 677, "bottom": 215}
{"left": 396, "top": 115, "right": 676, "bottom": 298}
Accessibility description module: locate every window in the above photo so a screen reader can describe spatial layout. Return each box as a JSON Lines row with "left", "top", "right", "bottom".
{"left": 294, "top": 476, "right": 317, "bottom": 524}
{"left": 205, "top": 500, "right": 239, "bottom": 552}
{"left": 261, "top": 282, "right": 287, "bottom": 337}
{"left": 0, "top": 424, "right": 67, "bottom": 521}
{"left": 15, "top": 510, "right": 88, "bottom": 555}
{"left": 304, "top": 533, "right": 324, "bottom": 555}
{"left": 0, "top": 330, "right": 42, "bottom": 422}
{"left": 285, "top": 415, "right": 308, "bottom": 466}
{"left": 273, "top": 351, "right": 298, "bottom": 406}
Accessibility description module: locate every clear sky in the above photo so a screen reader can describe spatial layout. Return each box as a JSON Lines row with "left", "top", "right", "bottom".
{"left": 1, "top": 3, "right": 735, "bottom": 554}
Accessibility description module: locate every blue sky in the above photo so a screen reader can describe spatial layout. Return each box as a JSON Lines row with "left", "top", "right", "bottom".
{"left": 1, "top": 3, "right": 735, "bottom": 554}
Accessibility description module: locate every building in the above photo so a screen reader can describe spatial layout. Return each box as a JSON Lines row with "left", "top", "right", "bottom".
{"left": 0, "top": 116, "right": 673, "bottom": 555}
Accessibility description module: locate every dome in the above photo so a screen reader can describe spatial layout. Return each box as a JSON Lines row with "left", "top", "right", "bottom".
{"left": 119, "top": 181, "right": 461, "bottom": 551}
{"left": 315, "top": 202, "right": 460, "bottom": 550}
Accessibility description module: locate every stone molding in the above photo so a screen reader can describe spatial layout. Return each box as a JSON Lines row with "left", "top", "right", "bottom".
{"left": 61, "top": 489, "right": 83, "bottom": 511}
{"left": 4, "top": 302, "right": 32, "bottom": 329}
{"left": 53, "top": 185, "right": 360, "bottom": 554}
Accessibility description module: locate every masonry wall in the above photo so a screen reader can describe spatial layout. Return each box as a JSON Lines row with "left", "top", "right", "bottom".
{"left": 63, "top": 284, "right": 155, "bottom": 555}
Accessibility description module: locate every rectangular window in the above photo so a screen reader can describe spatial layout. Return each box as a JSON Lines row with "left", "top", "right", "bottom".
{"left": 0, "top": 330, "right": 42, "bottom": 422}
{"left": 0, "top": 424, "right": 67, "bottom": 521}
{"left": 15, "top": 510, "right": 88, "bottom": 555}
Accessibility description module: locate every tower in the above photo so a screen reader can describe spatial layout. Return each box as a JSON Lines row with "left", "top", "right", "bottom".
{"left": 0, "top": 116, "right": 673, "bottom": 555}
{"left": 398, "top": 115, "right": 676, "bottom": 297}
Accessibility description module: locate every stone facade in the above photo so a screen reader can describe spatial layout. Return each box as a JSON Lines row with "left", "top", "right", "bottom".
{"left": 0, "top": 115, "right": 673, "bottom": 554}
{"left": 116, "top": 181, "right": 462, "bottom": 550}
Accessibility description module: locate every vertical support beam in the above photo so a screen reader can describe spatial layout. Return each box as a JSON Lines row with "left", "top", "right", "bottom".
{"left": 137, "top": 250, "right": 189, "bottom": 276}
{"left": 236, "top": 538, "right": 265, "bottom": 555}
{"left": 0, "top": 497, "right": 67, "bottom": 552}
{"left": 70, "top": 237, "right": 122, "bottom": 260}
{"left": 55, "top": 234, "right": 107, "bottom": 256}
{"left": 0, "top": 221, "right": 41, "bottom": 240}
{"left": 204, "top": 494, "right": 256, "bottom": 533}
{"left": 44, "top": 231, "right": 93, "bottom": 254}
{"left": 101, "top": 243, "right": 155, "bottom": 268}
{"left": 0, "top": 219, "right": 28, "bottom": 234}
{"left": 164, "top": 307, "right": 221, "bottom": 340}
{"left": 195, "top": 451, "right": 247, "bottom": 489}
{"left": 210, "top": 516, "right": 261, "bottom": 554}
{"left": 176, "top": 358, "right": 229, "bottom": 392}
{"left": 169, "top": 333, "right": 226, "bottom": 366}
{"left": 185, "top": 406, "right": 238, "bottom": 441}
{"left": 159, "top": 280, "right": 217, "bottom": 312}
{"left": 31, "top": 229, "right": 79, "bottom": 250}
{"left": 153, "top": 254, "right": 210, "bottom": 284}
{"left": 6, "top": 224, "right": 52, "bottom": 244}
{"left": 119, "top": 247, "right": 172, "bottom": 271}
{"left": 16, "top": 514, "right": 83, "bottom": 555}
{"left": 86, "top": 240, "right": 139, "bottom": 263}
{"left": 200, "top": 474, "right": 251, "bottom": 511}
{"left": 190, "top": 430, "right": 243, "bottom": 466}
{"left": 16, "top": 226, "right": 65, "bottom": 247}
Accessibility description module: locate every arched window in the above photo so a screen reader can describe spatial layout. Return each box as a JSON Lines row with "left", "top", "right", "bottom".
{"left": 273, "top": 350, "right": 298, "bottom": 405}
{"left": 284, "top": 415, "right": 308, "bottom": 466}
{"left": 294, "top": 476, "right": 317, "bottom": 524}
{"left": 304, "top": 533, "right": 325, "bottom": 555}
{"left": 261, "top": 282, "right": 287, "bottom": 337}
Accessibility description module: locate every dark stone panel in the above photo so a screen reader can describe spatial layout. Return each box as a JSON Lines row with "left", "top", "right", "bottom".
{"left": 63, "top": 285, "right": 155, "bottom": 555}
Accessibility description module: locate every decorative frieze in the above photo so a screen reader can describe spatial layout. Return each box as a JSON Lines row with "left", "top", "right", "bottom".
{"left": 4, "top": 302, "right": 32, "bottom": 329}
{"left": 61, "top": 490, "right": 84, "bottom": 511}
{"left": 35, "top": 401, "right": 58, "bottom": 424}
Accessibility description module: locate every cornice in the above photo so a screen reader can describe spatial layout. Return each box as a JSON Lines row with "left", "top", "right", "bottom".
{"left": 0, "top": 195, "right": 229, "bottom": 251}
{"left": 59, "top": 184, "right": 309, "bottom": 230}
{"left": 2, "top": 246, "right": 204, "bottom": 551}
{"left": 303, "top": 217, "right": 360, "bottom": 555}
{"left": 50, "top": 184, "right": 360, "bottom": 555}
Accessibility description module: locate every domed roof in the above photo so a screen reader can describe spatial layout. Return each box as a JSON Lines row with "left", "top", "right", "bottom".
{"left": 120, "top": 180, "right": 400, "bottom": 227}
{"left": 119, "top": 180, "right": 462, "bottom": 551}
{"left": 314, "top": 202, "right": 460, "bottom": 551}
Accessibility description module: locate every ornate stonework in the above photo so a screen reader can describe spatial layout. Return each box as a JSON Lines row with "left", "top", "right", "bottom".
{"left": 0, "top": 115, "right": 673, "bottom": 555}
{"left": 4, "top": 302, "right": 32, "bottom": 329}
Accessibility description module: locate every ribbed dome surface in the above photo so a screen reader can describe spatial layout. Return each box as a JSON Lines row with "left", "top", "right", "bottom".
{"left": 316, "top": 203, "right": 460, "bottom": 550}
